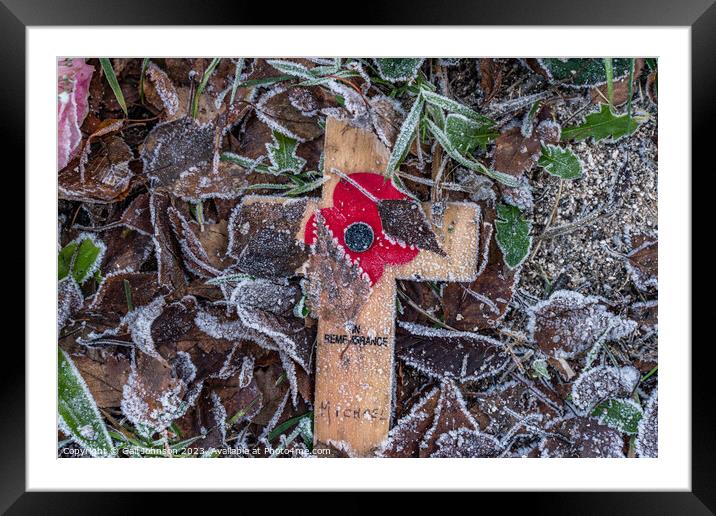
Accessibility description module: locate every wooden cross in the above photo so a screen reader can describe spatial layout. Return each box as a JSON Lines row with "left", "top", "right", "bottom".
{"left": 243, "top": 118, "right": 479, "bottom": 456}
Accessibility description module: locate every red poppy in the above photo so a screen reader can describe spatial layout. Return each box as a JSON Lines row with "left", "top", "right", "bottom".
{"left": 305, "top": 172, "right": 418, "bottom": 285}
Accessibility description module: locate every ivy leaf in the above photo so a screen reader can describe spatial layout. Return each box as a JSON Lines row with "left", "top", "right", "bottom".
{"left": 58, "top": 234, "right": 106, "bottom": 284}
{"left": 58, "top": 347, "right": 116, "bottom": 457}
{"left": 494, "top": 204, "right": 531, "bottom": 269}
{"left": 374, "top": 58, "right": 424, "bottom": 83}
{"left": 425, "top": 119, "right": 519, "bottom": 187}
{"left": 561, "top": 104, "right": 639, "bottom": 142}
{"left": 538, "top": 58, "right": 632, "bottom": 87}
{"left": 538, "top": 144, "right": 582, "bottom": 179}
{"left": 592, "top": 398, "right": 643, "bottom": 435}
{"left": 266, "top": 131, "right": 307, "bottom": 175}
{"left": 386, "top": 95, "right": 424, "bottom": 175}
{"left": 445, "top": 113, "right": 498, "bottom": 154}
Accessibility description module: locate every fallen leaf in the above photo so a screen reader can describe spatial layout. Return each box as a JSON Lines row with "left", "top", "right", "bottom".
{"left": 625, "top": 239, "right": 657, "bottom": 291}
{"left": 539, "top": 416, "right": 625, "bottom": 458}
{"left": 59, "top": 135, "right": 134, "bottom": 204}
{"left": 396, "top": 322, "right": 511, "bottom": 383}
{"left": 378, "top": 200, "right": 445, "bottom": 256}
{"left": 227, "top": 197, "right": 311, "bottom": 279}
{"left": 528, "top": 290, "right": 637, "bottom": 359}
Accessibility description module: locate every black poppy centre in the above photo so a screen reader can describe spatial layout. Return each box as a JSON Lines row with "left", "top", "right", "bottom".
{"left": 344, "top": 222, "right": 374, "bottom": 253}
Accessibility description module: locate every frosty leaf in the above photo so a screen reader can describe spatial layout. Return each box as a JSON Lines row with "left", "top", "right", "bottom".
{"left": 445, "top": 113, "right": 497, "bottom": 154}
{"left": 377, "top": 200, "right": 445, "bottom": 256}
{"left": 420, "top": 89, "right": 495, "bottom": 126}
{"left": 305, "top": 214, "right": 371, "bottom": 326}
{"left": 58, "top": 347, "right": 116, "bottom": 457}
{"left": 150, "top": 191, "right": 187, "bottom": 292}
{"left": 255, "top": 85, "right": 324, "bottom": 142}
{"left": 378, "top": 387, "right": 439, "bottom": 457}
{"left": 592, "top": 398, "right": 643, "bottom": 435}
{"left": 58, "top": 277, "right": 83, "bottom": 332}
{"left": 472, "top": 380, "right": 560, "bottom": 438}
{"left": 121, "top": 349, "right": 201, "bottom": 435}
{"left": 386, "top": 95, "right": 423, "bottom": 175}
{"left": 420, "top": 380, "right": 481, "bottom": 457}
{"left": 493, "top": 127, "right": 541, "bottom": 177}
{"left": 169, "top": 207, "right": 229, "bottom": 278}
{"left": 396, "top": 322, "right": 511, "bottom": 383}
{"left": 58, "top": 135, "right": 134, "bottom": 204}
{"left": 373, "top": 58, "right": 424, "bottom": 83}
{"left": 89, "top": 272, "right": 160, "bottom": 319}
{"left": 58, "top": 234, "right": 106, "bottom": 284}
{"left": 625, "top": 239, "right": 657, "bottom": 291}
{"left": 57, "top": 58, "right": 94, "bottom": 171}
{"left": 430, "top": 428, "right": 501, "bottom": 458}
{"left": 571, "top": 365, "right": 640, "bottom": 412}
{"left": 630, "top": 300, "right": 658, "bottom": 332}
{"left": 539, "top": 416, "right": 625, "bottom": 458}
{"left": 561, "top": 104, "right": 639, "bottom": 142}
{"left": 636, "top": 390, "right": 657, "bottom": 457}
{"left": 231, "top": 278, "right": 314, "bottom": 401}
{"left": 537, "top": 144, "right": 583, "bottom": 179}
{"left": 118, "top": 193, "right": 153, "bottom": 235}
{"left": 378, "top": 380, "right": 480, "bottom": 458}
{"left": 536, "top": 58, "right": 631, "bottom": 88}
{"left": 369, "top": 94, "right": 405, "bottom": 148}
{"left": 100, "top": 227, "right": 154, "bottom": 275}
{"left": 142, "top": 117, "right": 215, "bottom": 187}
{"left": 494, "top": 204, "right": 531, "bottom": 269}
{"left": 227, "top": 197, "right": 310, "bottom": 279}
{"left": 69, "top": 349, "right": 131, "bottom": 409}
{"left": 527, "top": 290, "right": 637, "bottom": 359}
{"left": 265, "top": 131, "right": 307, "bottom": 175}
{"left": 426, "top": 119, "right": 519, "bottom": 187}
{"left": 143, "top": 61, "right": 180, "bottom": 120}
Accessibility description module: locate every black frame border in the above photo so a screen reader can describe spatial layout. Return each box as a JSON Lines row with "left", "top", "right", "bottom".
{"left": 6, "top": 0, "right": 712, "bottom": 512}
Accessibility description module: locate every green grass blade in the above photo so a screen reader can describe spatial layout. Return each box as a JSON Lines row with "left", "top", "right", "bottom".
{"left": 191, "top": 58, "right": 221, "bottom": 119}
{"left": 99, "top": 58, "right": 128, "bottom": 116}
{"left": 58, "top": 347, "right": 116, "bottom": 457}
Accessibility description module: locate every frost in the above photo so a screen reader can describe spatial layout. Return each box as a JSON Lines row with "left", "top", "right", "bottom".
{"left": 255, "top": 85, "right": 309, "bottom": 142}
{"left": 397, "top": 322, "right": 511, "bottom": 382}
{"left": 636, "top": 390, "right": 658, "bottom": 457}
{"left": 527, "top": 290, "right": 637, "bottom": 359}
{"left": 571, "top": 365, "right": 640, "bottom": 412}
{"left": 124, "top": 297, "right": 167, "bottom": 356}
{"left": 57, "top": 58, "right": 94, "bottom": 171}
